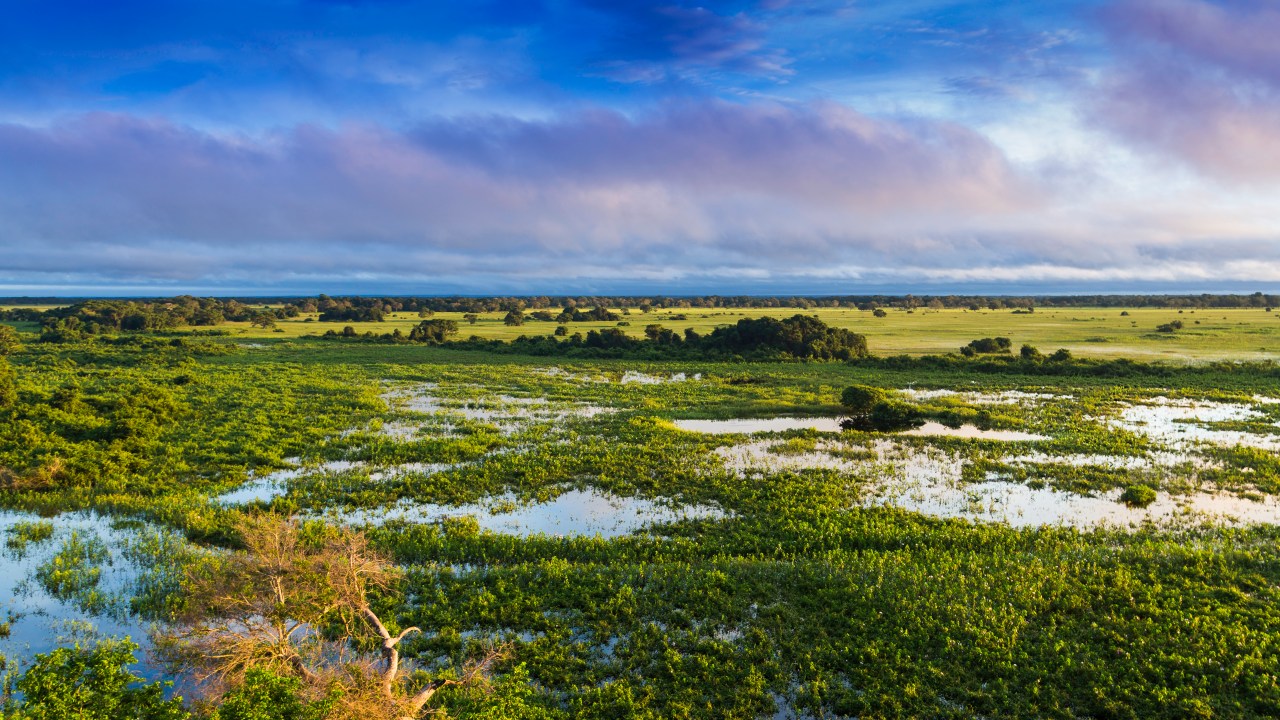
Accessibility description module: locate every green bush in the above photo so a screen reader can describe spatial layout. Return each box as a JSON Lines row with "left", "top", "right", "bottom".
{"left": 1120, "top": 484, "right": 1158, "bottom": 507}
{"left": 212, "top": 669, "right": 333, "bottom": 720}
{"left": 6, "top": 640, "right": 188, "bottom": 720}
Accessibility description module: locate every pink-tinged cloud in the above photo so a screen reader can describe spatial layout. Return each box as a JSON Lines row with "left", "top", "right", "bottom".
{"left": 0, "top": 102, "right": 1039, "bottom": 286}
{"left": 1095, "top": 0, "right": 1280, "bottom": 181}
{"left": 411, "top": 101, "right": 1031, "bottom": 213}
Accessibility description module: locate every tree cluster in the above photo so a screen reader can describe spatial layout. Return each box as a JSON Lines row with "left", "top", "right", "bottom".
{"left": 838, "top": 385, "right": 924, "bottom": 432}
{"left": 959, "top": 337, "right": 1012, "bottom": 356}
{"left": 326, "top": 314, "right": 869, "bottom": 361}
{"left": 33, "top": 298, "right": 293, "bottom": 342}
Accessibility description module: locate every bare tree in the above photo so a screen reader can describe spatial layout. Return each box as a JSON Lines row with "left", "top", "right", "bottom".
{"left": 156, "top": 514, "right": 506, "bottom": 719}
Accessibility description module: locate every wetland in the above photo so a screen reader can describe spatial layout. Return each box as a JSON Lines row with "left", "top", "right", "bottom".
{"left": 3, "top": 300, "right": 1280, "bottom": 718}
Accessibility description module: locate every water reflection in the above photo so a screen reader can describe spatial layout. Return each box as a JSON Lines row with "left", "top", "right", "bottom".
{"left": 676, "top": 417, "right": 1046, "bottom": 441}
{"left": 318, "top": 489, "right": 726, "bottom": 537}
{"left": 0, "top": 510, "right": 163, "bottom": 673}
{"left": 1108, "top": 397, "right": 1280, "bottom": 450}
{"left": 900, "top": 422, "right": 1047, "bottom": 441}
{"left": 674, "top": 417, "right": 843, "bottom": 434}
{"left": 717, "top": 439, "right": 1280, "bottom": 529}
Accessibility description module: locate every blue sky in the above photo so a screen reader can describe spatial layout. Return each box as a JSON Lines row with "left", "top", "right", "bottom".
{"left": 2, "top": 0, "right": 1278, "bottom": 294}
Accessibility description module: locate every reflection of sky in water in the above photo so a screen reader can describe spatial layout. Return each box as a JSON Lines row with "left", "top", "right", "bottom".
{"left": 323, "top": 489, "right": 725, "bottom": 538}
{"left": 900, "top": 389, "right": 1071, "bottom": 405}
{"left": 871, "top": 473, "right": 1280, "bottom": 529}
{"left": 901, "top": 422, "right": 1047, "bottom": 441}
{"left": 381, "top": 386, "right": 610, "bottom": 437}
{"left": 719, "top": 437, "right": 1280, "bottom": 529}
{"left": 1109, "top": 398, "right": 1280, "bottom": 450}
{"left": 676, "top": 417, "right": 1046, "bottom": 441}
{"left": 676, "top": 417, "right": 844, "bottom": 434}
{"left": 0, "top": 510, "right": 160, "bottom": 675}
{"left": 213, "top": 460, "right": 365, "bottom": 505}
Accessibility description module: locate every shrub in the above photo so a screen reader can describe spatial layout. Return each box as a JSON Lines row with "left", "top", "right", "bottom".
{"left": 839, "top": 385, "right": 923, "bottom": 432}
{"left": 1120, "top": 484, "right": 1158, "bottom": 507}
{"left": 7, "top": 640, "right": 188, "bottom": 720}
{"left": 962, "top": 337, "right": 1013, "bottom": 355}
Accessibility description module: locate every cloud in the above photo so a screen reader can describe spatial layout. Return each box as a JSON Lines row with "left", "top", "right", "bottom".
{"left": 2, "top": 96, "right": 1277, "bottom": 294}
{"left": 1093, "top": 0, "right": 1280, "bottom": 181}
{"left": 0, "top": 101, "right": 1047, "bottom": 289}
{"left": 411, "top": 100, "right": 1030, "bottom": 212}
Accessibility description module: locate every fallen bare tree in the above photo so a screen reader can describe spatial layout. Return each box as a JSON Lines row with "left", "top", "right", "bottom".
{"left": 155, "top": 513, "right": 506, "bottom": 719}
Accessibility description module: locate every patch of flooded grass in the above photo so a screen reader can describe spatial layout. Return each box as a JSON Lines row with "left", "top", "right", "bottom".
{"left": 8, "top": 340, "right": 1280, "bottom": 717}
{"left": 319, "top": 488, "right": 727, "bottom": 537}
{"left": 5, "top": 519, "right": 55, "bottom": 556}
{"left": 0, "top": 510, "right": 208, "bottom": 676}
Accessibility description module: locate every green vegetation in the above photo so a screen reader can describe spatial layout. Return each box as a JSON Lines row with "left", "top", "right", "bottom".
{"left": 1120, "top": 484, "right": 1159, "bottom": 507}
{"left": 321, "top": 314, "right": 870, "bottom": 361}
{"left": 1, "top": 639, "right": 187, "bottom": 720}
{"left": 960, "top": 336, "right": 1012, "bottom": 355}
{"left": 1, "top": 304, "right": 1280, "bottom": 717}
{"left": 35, "top": 531, "right": 114, "bottom": 613}
{"left": 5, "top": 519, "right": 55, "bottom": 555}
{"left": 838, "top": 385, "right": 923, "bottom": 431}
{"left": 209, "top": 669, "right": 333, "bottom": 720}
{"left": 10, "top": 294, "right": 1280, "bottom": 361}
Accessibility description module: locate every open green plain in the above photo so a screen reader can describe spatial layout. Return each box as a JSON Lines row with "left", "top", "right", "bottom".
{"left": 194, "top": 305, "right": 1280, "bottom": 362}
{"left": 2, "top": 315, "right": 1280, "bottom": 718}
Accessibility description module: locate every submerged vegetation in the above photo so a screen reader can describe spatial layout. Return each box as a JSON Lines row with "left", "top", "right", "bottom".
{"left": 2, "top": 300, "right": 1280, "bottom": 718}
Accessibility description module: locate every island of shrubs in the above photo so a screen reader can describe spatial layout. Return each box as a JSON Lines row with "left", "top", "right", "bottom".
{"left": 325, "top": 314, "right": 869, "bottom": 361}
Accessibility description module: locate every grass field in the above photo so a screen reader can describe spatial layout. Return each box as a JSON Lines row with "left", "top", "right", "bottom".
{"left": 189, "top": 305, "right": 1280, "bottom": 362}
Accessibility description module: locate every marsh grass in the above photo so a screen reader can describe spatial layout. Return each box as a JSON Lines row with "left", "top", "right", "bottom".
{"left": 2, "top": 337, "right": 1280, "bottom": 716}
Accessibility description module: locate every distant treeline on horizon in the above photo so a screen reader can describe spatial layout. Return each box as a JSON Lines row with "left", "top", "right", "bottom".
{"left": 3, "top": 291, "right": 1279, "bottom": 312}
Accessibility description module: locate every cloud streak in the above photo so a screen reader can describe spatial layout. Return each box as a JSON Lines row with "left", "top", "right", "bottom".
{"left": 0, "top": 102, "right": 1043, "bottom": 289}
{"left": 1094, "top": 0, "right": 1280, "bottom": 181}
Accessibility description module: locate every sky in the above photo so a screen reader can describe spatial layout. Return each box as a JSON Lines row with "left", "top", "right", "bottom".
{"left": 2, "top": 0, "right": 1279, "bottom": 296}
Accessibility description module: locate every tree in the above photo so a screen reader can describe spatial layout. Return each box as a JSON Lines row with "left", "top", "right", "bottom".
{"left": 0, "top": 324, "right": 20, "bottom": 355}
{"left": 503, "top": 310, "right": 524, "bottom": 327}
{"left": 407, "top": 319, "right": 457, "bottom": 344}
{"left": 249, "top": 314, "right": 277, "bottom": 330}
{"left": 960, "top": 337, "right": 1012, "bottom": 355}
{"left": 157, "top": 515, "right": 506, "bottom": 720}
{"left": 5, "top": 639, "right": 188, "bottom": 720}
{"left": 840, "top": 385, "right": 886, "bottom": 415}
{"left": 463, "top": 313, "right": 479, "bottom": 326}
{"left": 644, "top": 324, "right": 679, "bottom": 344}
{"left": 838, "top": 385, "right": 922, "bottom": 432}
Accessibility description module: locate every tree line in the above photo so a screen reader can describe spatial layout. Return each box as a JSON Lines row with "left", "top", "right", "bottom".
{"left": 324, "top": 314, "right": 870, "bottom": 361}
{"left": 5, "top": 291, "right": 1280, "bottom": 333}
